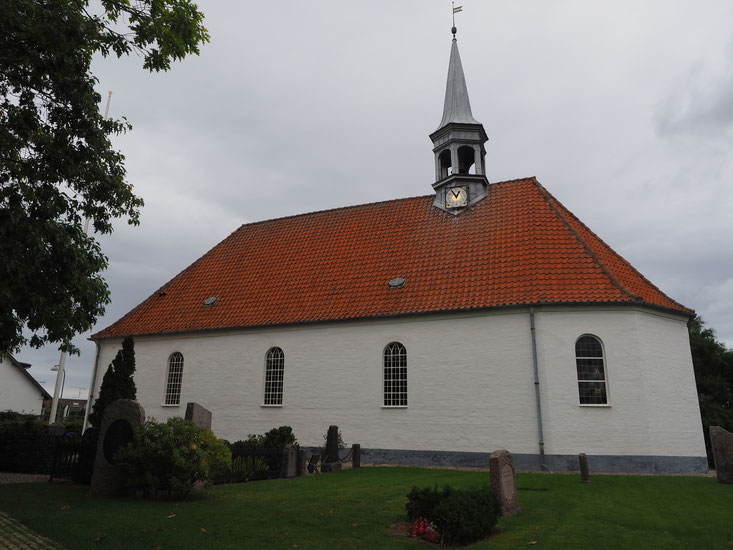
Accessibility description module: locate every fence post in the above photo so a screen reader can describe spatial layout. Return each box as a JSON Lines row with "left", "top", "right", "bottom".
{"left": 352, "top": 444, "right": 361, "bottom": 468}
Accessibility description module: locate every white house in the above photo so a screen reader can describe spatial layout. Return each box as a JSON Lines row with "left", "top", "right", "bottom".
{"left": 0, "top": 354, "right": 49, "bottom": 415}
{"left": 86, "top": 31, "right": 707, "bottom": 473}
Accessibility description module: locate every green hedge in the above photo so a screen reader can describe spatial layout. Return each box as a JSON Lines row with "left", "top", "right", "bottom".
{"left": 406, "top": 484, "right": 502, "bottom": 546}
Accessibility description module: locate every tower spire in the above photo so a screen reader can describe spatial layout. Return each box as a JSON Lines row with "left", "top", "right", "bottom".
{"left": 429, "top": 19, "right": 489, "bottom": 214}
{"left": 437, "top": 35, "right": 480, "bottom": 129}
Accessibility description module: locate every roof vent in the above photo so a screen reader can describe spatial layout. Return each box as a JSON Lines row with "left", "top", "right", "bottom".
{"left": 388, "top": 277, "right": 406, "bottom": 289}
{"left": 203, "top": 296, "right": 218, "bottom": 307}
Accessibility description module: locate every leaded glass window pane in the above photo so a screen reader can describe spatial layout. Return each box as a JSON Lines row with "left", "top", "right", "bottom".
{"left": 165, "top": 352, "right": 184, "bottom": 405}
{"left": 383, "top": 342, "right": 407, "bottom": 407}
{"left": 264, "top": 347, "right": 285, "bottom": 405}
{"left": 575, "top": 336, "right": 607, "bottom": 405}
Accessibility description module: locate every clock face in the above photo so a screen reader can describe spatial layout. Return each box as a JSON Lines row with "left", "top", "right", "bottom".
{"left": 445, "top": 186, "right": 468, "bottom": 208}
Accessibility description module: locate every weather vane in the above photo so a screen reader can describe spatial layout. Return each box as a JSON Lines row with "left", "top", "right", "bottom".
{"left": 452, "top": 2, "right": 463, "bottom": 36}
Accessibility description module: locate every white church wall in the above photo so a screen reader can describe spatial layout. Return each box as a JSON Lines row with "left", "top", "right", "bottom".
{"left": 0, "top": 356, "right": 45, "bottom": 415}
{"left": 94, "top": 309, "right": 541, "bottom": 453}
{"left": 535, "top": 306, "right": 705, "bottom": 459}
{"left": 92, "top": 305, "right": 706, "bottom": 471}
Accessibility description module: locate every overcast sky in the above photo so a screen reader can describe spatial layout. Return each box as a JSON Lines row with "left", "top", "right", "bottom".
{"left": 18, "top": 1, "right": 733, "bottom": 401}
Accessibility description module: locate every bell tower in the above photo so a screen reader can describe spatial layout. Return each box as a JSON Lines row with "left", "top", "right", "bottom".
{"left": 430, "top": 26, "right": 489, "bottom": 213}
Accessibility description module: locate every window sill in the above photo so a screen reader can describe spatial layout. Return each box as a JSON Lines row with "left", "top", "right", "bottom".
{"left": 261, "top": 404, "right": 283, "bottom": 408}
{"left": 381, "top": 405, "right": 408, "bottom": 409}
{"left": 161, "top": 404, "right": 180, "bottom": 407}
{"left": 579, "top": 404, "right": 611, "bottom": 408}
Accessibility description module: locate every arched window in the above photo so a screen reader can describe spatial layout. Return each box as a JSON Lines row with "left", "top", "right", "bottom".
{"left": 575, "top": 335, "right": 608, "bottom": 405}
{"left": 384, "top": 342, "right": 407, "bottom": 407}
{"left": 438, "top": 149, "right": 452, "bottom": 178}
{"left": 165, "top": 352, "right": 184, "bottom": 405}
{"left": 264, "top": 347, "right": 285, "bottom": 405}
{"left": 457, "top": 145, "right": 475, "bottom": 174}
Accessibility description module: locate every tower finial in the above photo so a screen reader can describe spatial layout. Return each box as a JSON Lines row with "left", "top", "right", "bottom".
{"left": 452, "top": 3, "right": 462, "bottom": 37}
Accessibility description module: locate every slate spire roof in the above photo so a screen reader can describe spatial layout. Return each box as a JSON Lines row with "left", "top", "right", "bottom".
{"left": 436, "top": 36, "right": 481, "bottom": 129}
{"left": 93, "top": 177, "right": 691, "bottom": 340}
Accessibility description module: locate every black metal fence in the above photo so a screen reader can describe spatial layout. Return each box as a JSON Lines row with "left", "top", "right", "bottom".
{"left": 0, "top": 431, "right": 95, "bottom": 483}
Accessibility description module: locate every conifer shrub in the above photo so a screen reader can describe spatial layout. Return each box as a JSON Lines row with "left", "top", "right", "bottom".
{"left": 88, "top": 336, "right": 136, "bottom": 430}
{"left": 406, "top": 484, "right": 502, "bottom": 546}
{"left": 115, "top": 417, "right": 231, "bottom": 498}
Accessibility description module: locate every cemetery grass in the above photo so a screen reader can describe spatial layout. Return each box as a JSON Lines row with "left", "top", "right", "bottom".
{"left": 0, "top": 468, "right": 731, "bottom": 549}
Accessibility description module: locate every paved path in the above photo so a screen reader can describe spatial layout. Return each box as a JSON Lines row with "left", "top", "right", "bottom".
{"left": 0, "top": 511, "right": 66, "bottom": 550}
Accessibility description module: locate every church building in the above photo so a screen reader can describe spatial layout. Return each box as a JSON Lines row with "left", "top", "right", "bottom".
{"left": 87, "top": 29, "right": 707, "bottom": 473}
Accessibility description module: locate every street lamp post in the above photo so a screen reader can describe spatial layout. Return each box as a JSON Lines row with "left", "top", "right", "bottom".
{"left": 49, "top": 363, "right": 66, "bottom": 424}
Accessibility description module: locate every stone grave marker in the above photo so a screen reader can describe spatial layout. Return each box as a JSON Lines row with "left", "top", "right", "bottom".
{"left": 184, "top": 402, "right": 212, "bottom": 430}
{"left": 297, "top": 449, "right": 308, "bottom": 476}
{"left": 280, "top": 444, "right": 298, "bottom": 478}
{"left": 579, "top": 453, "right": 591, "bottom": 483}
{"left": 489, "top": 450, "right": 521, "bottom": 516}
{"left": 90, "top": 399, "right": 145, "bottom": 497}
{"left": 710, "top": 426, "right": 733, "bottom": 484}
{"left": 321, "top": 425, "right": 342, "bottom": 473}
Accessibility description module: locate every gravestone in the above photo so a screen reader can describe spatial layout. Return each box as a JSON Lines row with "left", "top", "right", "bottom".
{"left": 297, "top": 449, "right": 308, "bottom": 476}
{"left": 579, "top": 453, "right": 591, "bottom": 483}
{"left": 280, "top": 444, "right": 298, "bottom": 478}
{"left": 90, "top": 399, "right": 145, "bottom": 497}
{"left": 321, "top": 425, "right": 342, "bottom": 473}
{"left": 184, "top": 402, "right": 212, "bottom": 430}
{"left": 710, "top": 426, "right": 733, "bottom": 484}
{"left": 489, "top": 450, "right": 521, "bottom": 516}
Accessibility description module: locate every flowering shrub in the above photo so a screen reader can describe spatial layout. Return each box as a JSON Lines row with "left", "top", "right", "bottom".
{"left": 409, "top": 517, "right": 440, "bottom": 544}
{"left": 115, "top": 417, "right": 231, "bottom": 498}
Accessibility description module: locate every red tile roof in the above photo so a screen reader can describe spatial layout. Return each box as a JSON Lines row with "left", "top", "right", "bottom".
{"left": 93, "top": 177, "right": 691, "bottom": 340}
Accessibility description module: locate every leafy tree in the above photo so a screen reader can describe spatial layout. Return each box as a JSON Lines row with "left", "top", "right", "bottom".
{"left": 0, "top": 0, "right": 209, "bottom": 354}
{"left": 88, "top": 335, "right": 136, "bottom": 430}
{"left": 688, "top": 317, "right": 733, "bottom": 465}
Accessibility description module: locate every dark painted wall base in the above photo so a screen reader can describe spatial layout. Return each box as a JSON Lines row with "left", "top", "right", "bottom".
{"left": 360, "top": 448, "right": 709, "bottom": 474}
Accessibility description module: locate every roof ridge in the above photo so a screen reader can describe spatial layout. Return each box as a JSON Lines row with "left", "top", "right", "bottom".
{"left": 93, "top": 179, "right": 538, "bottom": 340}
{"left": 532, "top": 180, "right": 641, "bottom": 302}
{"left": 227, "top": 177, "right": 540, "bottom": 232}
{"left": 541, "top": 186, "right": 692, "bottom": 314}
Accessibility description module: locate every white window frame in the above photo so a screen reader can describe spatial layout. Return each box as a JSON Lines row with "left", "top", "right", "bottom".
{"left": 383, "top": 342, "right": 407, "bottom": 408}
{"left": 263, "top": 347, "right": 285, "bottom": 406}
{"left": 575, "top": 334, "right": 610, "bottom": 406}
{"left": 164, "top": 352, "right": 184, "bottom": 406}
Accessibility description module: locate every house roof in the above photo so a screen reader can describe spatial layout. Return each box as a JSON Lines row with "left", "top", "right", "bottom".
{"left": 4, "top": 354, "right": 51, "bottom": 400}
{"left": 93, "top": 177, "right": 691, "bottom": 340}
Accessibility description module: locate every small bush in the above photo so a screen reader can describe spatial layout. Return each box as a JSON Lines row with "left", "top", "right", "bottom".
{"left": 260, "top": 425, "right": 297, "bottom": 449}
{"left": 115, "top": 417, "right": 231, "bottom": 498}
{"left": 406, "top": 485, "right": 445, "bottom": 523}
{"left": 406, "top": 484, "right": 501, "bottom": 546}
{"left": 322, "top": 427, "right": 346, "bottom": 449}
{"left": 232, "top": 426, "right": 297, "bottom": 455}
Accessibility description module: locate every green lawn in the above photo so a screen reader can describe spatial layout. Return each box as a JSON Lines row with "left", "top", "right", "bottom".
{"left": 0, "top": 468, "right": 731, "bottom": 549}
